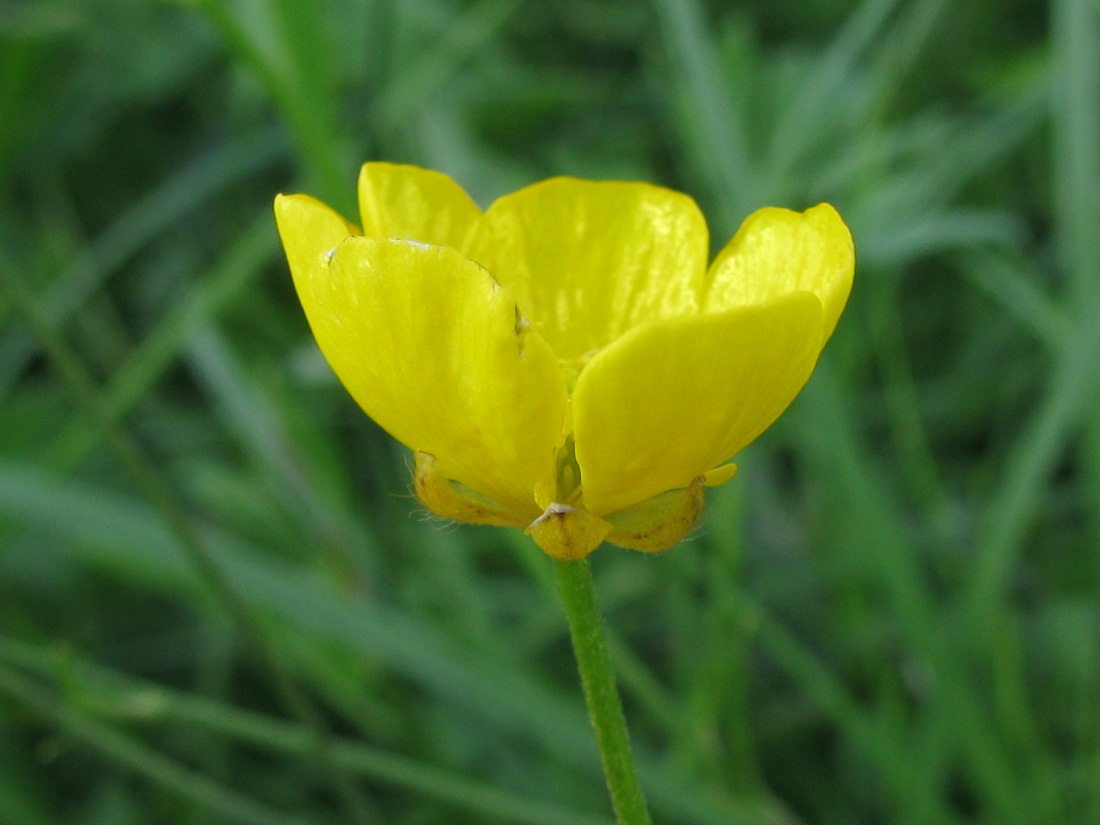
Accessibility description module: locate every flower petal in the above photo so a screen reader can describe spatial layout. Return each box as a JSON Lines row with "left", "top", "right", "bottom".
{"left": 573, "top": 293, "right": 825, "bottom": 516}
{"left": 295, "top": 234, "right": 568, "bottom": 515}
{"left": 274, "top": 193, "right": 359, "bottom": 280}
{"left": 469, "top": 178, "right": 709, "bottom": 361}
{"left": 357, "top": 162, "right": 481, "bottom": 250}
{"left": 704, "top": 204, "right": 854, "bottom": 343}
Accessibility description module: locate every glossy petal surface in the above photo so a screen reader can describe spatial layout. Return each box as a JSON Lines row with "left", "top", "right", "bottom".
{"left": 470, "top": 178, "right": 709, "bottom": 361}
{"left": 292, "top": 231, "right": 567, "bottom": 514}
{"left": 704, "top": 204, "right": 854, "bottom": 342}
{"left": 357, "top": 162, "right": 481, "bottom": 250}
{"left": 275, "top": 193, "right": 359, "bottom": 280}
{"left": 573, "top": 293, "right": 824, "bottom": 516}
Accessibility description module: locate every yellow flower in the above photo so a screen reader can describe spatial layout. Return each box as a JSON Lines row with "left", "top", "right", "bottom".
{"left": 275, "top": 163, "right": 854, "bottom": 560}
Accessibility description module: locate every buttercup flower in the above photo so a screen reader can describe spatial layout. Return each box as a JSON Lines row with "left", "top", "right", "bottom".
{"left": 275, "top": 163, "right": 854, "bottom": 560}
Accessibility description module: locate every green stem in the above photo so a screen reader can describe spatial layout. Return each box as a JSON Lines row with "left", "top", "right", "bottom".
{"left": 554, "top": 558, "right": 652, "bottom": 825}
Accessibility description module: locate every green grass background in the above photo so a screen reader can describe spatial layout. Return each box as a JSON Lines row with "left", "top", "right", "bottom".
{"left": 1, "top": 0, "right": 1097, "bottom": 823}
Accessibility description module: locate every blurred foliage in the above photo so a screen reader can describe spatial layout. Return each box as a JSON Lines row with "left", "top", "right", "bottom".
{"left": 2, "top": 0, "right": 1099, "bottom": 823}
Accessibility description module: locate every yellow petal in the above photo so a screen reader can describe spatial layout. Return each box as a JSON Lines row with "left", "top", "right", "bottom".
{"left": 573, "top": 293, "right": 824, "bottom": 516}
{"left": 704, "top": 204, "right": 854, "bottom": 343}
{"left": 274, "top": 193, "right": 359, "bottom": 281}
{"left": 469, "top": 178, "right": 709, "bottom": 361}
{"left": 604, "top": 476, "right": 706, "bottom": 552}
{"left": 357, "top": 162, "right": 481, "bottom": 250}
{"left": 703, "top": 463, "right": 738, "bottom": 486}
{"left": 295, "top": 234, "right": 567, "bottom": 515}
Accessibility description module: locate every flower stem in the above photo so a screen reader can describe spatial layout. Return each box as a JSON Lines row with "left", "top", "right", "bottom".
{"left": 554, "top": 558, "right": 652, "bottom": 825}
